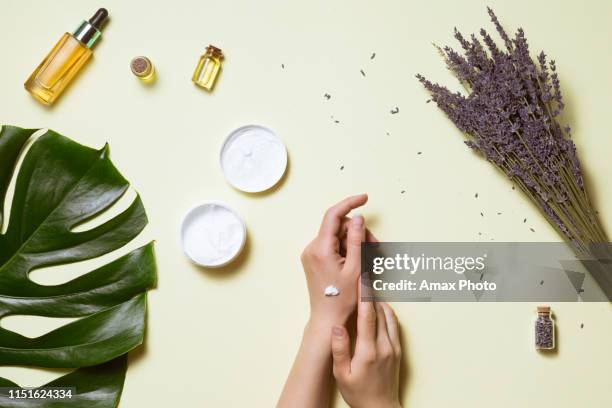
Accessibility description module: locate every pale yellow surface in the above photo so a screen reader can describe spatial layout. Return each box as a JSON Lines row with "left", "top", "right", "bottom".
{"left": 1, "top": 0, "right": 611, "bottom": 407}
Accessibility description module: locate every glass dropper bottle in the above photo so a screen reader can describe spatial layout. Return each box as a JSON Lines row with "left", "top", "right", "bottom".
{"left": 24, "top": 9, "right": 109, "bottom": 105}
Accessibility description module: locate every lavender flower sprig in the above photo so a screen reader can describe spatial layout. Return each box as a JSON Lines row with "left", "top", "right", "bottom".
{"left": 417, "top": 8, "right": 607, "bottom": 254}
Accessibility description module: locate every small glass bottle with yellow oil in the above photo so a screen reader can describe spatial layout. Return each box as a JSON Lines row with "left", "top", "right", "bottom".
{"left": 192, "top": 45, "right": 223, "bottom": 91}
{"left": 130, "top": 56, "right": 156, "bottom": 82}
{"left": 24, "top": 9, "right": 109, "bottom": 105}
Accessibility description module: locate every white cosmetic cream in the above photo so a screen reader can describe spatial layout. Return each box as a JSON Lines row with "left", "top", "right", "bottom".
{"left": 324, "top": 285, "right": 340, "bottom": 296}
{"left": 180, "top": 202, "right": 246, "bottom": 267}
{"left": 220, "top": 125, "right": 287, "bottom": 193}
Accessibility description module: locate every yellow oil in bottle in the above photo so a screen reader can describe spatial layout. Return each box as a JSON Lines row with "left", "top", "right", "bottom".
{"left": 25, "top": 33, "right": 92, "bottom": 105}
{"left": 24, "top": 9, "right": 108, "bottom": 105}
{"left": 192, "top": 45, "right": 223, "bottom": 91}
{"left": 130, "top": 56, "right": 156, "bottom": 83}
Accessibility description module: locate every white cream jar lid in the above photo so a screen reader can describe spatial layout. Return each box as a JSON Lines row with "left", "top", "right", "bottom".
{"left": 220, "top": 125, "right": 287, "bottom": 193}
{"left": 180, "top": 201, "right": 246, "bottom": 268}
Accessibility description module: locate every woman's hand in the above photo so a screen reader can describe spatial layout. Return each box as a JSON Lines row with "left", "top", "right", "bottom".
{"left": 301, "top": 194, "right": 368, "bottom": 329}
{"left": 278, "top": 194, "right": 370, "bottom": 408}
{"left": 331, "top": 300, "right": 402, "bottom": 408}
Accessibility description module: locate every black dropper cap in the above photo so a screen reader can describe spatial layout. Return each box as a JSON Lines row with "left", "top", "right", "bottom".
{"left": 73, "top": 8, "right": 109, "bottom": 48}
{"left": 88, "top": 8, "right": 108, "bottom": 29}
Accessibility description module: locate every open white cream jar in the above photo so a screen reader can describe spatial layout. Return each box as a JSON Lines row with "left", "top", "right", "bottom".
{"left": 180, "top": 201, "right": 246, "bottom": 268}
{"left": 220, "top": 124, "right": 287, "bottom": 193}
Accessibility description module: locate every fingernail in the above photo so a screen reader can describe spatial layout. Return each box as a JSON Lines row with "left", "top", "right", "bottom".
{"left": 352, "top": 214, "right": 364, "bottom": 228}
{"left": 332, "top": 326, "right": 344, "bottom": 337}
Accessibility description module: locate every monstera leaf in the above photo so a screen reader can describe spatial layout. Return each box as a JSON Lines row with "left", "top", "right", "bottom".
{"left": 0, "top": 125, "right": 156, "bottom": 406}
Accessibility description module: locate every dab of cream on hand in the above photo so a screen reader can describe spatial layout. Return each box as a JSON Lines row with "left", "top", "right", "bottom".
{"left": 324, "top": 285, "right": 340, "bottom": 296}
{"left": 181, "top": 202, "right": 246, "bottom": 267}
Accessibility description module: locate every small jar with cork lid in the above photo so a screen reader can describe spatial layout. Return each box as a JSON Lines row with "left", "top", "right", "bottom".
{"left": 192, "top": 45, "right": 223, "bottom": 91}
{"left": 535, "top": 306, "right": 555, "bottom": 350}
{"left": 130, "top": 56, "right": 155, "bottom": 82}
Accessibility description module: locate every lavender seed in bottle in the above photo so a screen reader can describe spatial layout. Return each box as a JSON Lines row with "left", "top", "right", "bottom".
{"left": 535, "top": 306, "right": 555, "bottom": 350}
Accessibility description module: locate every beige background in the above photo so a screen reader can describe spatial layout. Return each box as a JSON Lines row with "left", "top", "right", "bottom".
{"left": 1, "top": 0, "right": 611, "bottom": 406}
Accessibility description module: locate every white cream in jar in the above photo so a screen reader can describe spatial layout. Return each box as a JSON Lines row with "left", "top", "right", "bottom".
{"left": 220, "top": 125, "right": 287, "bottom": 193}
{"left": 180, "top": 202, "right": 246, "bottom": 267}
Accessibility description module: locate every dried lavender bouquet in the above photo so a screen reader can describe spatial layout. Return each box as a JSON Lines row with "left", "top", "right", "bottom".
{"left": 417, "top": 8, "right": 611, "bottom": 294}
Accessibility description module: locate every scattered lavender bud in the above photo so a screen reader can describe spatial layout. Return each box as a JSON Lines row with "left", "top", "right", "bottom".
{"left": 370, "top": 52, "right": 376, "bottom": 60}
{"left": 360, "top": 69, "right": 366, "bottom": 77}
{"left": 391, "top": 107, "right": 400, "bottom": 114}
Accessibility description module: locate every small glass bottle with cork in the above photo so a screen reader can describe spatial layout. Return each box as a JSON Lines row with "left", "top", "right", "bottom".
{"left": 192, "top": 45, "right": 223, "bottom": 91}
{"left": 130, "top": 56, "right": 156, "bottom": 82}
{"left": 535, "top": 305, "right": 555, "bottom": 350}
